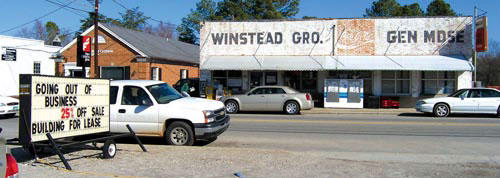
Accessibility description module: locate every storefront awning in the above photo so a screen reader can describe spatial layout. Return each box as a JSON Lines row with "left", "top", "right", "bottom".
{"left": 201, "top": 55, "right": 473, "bottom": 71}
{"left": 326, "top": 55, "right": 473, "bottom": 71}
{"left": 201, "top": 56, "right": 326, "bottom": 71}
{"left": 201, "top": 56, "right": 262, "bottom": 70}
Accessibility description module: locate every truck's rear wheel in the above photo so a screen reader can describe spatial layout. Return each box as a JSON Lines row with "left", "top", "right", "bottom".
{"left": 165, "top": 121, "right": 194, "bottom": 146}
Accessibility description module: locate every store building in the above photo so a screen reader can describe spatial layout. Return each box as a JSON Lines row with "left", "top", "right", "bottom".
{"left": 0, "top": 35, "right": 61, "bottom": 96}
{"left": 58, "top": 23, "right": 199, "bottom": 85}
{"left": 199, "top": 17, "right": 474, "bottom": 108}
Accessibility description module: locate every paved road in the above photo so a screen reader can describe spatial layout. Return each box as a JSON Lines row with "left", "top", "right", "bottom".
{"left": 3, "top": 113, "right": 500, "bottom": 163}
{"left": 210, "top": 113, "right": 500, "bottom": 163}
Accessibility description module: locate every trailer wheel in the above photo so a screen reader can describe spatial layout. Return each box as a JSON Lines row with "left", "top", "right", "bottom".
{"left": 102, "top": 140, "right": 117, "bottom": 159}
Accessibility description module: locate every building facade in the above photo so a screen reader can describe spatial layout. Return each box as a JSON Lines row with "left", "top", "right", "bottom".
{"left": 199, "top": 17, "right": 474, "bottom": 108}
{"left": 58, "top": 23, "right": 199, "bottom": 85}
{"left": 0, "top": 35, "right": 61, "bottom": 96}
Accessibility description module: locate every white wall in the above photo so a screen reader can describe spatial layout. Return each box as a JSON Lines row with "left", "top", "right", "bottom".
{"left": 457, "top": 71, "right": 473, "bottom": 89}
{"left": 0, "top": 35, "right": 60, "bottom": 96}
{"left": 200, "top": 17, "right": 473, "bottom": 66}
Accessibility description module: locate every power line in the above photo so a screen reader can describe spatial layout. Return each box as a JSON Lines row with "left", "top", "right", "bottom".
{"left": 52, "top": 0, "right": 88, "bottom": 18}
{"left": 111, "top": 0, "right": 165, "bottom": 24}
{"left": 45, "top": 0, "right": 91, "bottom": 13}
{"left": 0, "top": 0, "right": 78, "bottom": 34}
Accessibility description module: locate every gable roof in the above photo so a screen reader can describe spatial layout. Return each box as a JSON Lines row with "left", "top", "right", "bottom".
{"left": 60, "top": 23, "right": 199, "bottom": 65}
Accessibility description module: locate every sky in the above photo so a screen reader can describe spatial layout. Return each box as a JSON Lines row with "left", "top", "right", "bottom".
{"left": 0, "top": 0, "right": 497, "bottom": 43}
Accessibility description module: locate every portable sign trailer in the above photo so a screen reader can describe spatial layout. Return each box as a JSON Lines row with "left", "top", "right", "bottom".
{"left": 17, "top": 75, "right": 147, "bottom": 170}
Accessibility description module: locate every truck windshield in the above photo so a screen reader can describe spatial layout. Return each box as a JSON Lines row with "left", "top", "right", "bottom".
{"left": 146, "top": 83, "right": 183, "bottom": 104}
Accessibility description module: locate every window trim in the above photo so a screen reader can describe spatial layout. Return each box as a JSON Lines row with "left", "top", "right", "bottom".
{"left": 33, "top": 61, "right": 41, "bottom": 74}
{"left": 421, "top": 71, "right": 456, "bottom": 95}
{"left": 381, "top": 71, "right": 410, "bottom": 96}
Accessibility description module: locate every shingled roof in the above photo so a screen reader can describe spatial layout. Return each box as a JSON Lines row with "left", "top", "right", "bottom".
{"left": 60, "top": 23, "right": 199, "bottom": 65}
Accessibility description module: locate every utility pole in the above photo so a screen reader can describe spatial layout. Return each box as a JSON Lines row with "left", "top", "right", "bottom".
{"left": 473, "top": 6, "right": 477, "bottom": 87}
{"left": 93, "top": 0, "right": 99, "bottom": 78}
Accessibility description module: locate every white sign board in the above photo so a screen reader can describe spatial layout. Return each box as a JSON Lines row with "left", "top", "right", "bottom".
{"left": 19, "top": 75, "right": 110, "bottom": 143}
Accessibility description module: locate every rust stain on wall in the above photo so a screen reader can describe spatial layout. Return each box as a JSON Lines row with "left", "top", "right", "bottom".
{"left": 336, "top": 19, "right": 375, "bottom": 55}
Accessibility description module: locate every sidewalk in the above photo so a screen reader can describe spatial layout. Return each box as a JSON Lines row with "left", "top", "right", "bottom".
{"left": 302, "top": 107, "right": 417, "bottom": 115}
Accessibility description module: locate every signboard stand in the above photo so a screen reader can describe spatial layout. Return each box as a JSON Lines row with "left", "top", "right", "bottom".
{"left": 13, "top": 75, "right": 147, "bottom": 170}
{"left": 33, "top": 124, "right": 147, "bottom": 170}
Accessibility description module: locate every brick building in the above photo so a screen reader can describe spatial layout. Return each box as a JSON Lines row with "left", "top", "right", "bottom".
{"left": 58, "top": 23, "right": 199, "bottom": 85}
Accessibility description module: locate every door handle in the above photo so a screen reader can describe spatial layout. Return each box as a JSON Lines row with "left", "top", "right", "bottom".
{"left": 118, "top": 109, "right": 126, "bottom": 113}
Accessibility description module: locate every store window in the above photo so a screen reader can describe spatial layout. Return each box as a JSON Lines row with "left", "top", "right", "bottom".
{"left": 265, "top": 72, "right": 277, "bottom": 85}
{"left": 284, "top": 71, "right": 317, "bottom": 93}
{"left": 212, "top": 71, "right": 243, "bottom": 94}
{"left": 33, "top": 61, "right": 41, "bottom": 74}
{"left": 382, "top": 71, "right": 410, "bottom": 95}
{"left": 151, "top": 67, "right": 161, "bottom": 80}
{"left": 422, "top": 71, "right": 455, "bottom": 95}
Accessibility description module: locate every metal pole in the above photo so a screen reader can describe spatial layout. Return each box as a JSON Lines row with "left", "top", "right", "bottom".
{"left": 473, "top": 6, "right": 477, "bottom": 87}
{"left": 94, "top": 0, "right": 99, "bottom": 78}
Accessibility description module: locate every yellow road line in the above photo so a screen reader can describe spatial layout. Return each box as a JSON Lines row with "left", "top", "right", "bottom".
{"left": 233, "top": 119, "right": 500, "bottom": 127}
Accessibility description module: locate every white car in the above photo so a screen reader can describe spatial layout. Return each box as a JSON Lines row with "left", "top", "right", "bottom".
{"left": 416, "top": 88, "right": 500, "bottom": 117}
{"left": 0, "top": 96, "right": 19, "bottom": 118}
{"left": 110, "top": 80, "right": 230, "bottom": 146}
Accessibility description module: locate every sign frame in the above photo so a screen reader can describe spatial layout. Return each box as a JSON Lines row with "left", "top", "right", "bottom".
{"left": 18, "top": 74, "right": 110, "bottom": 146}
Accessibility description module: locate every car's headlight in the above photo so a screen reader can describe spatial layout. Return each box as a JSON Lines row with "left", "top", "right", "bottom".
{"left": 417, "top": 100, "right": 426, "bottom": 105}
{"left": 203, "top": 110, "right": 216, "bottom": 123}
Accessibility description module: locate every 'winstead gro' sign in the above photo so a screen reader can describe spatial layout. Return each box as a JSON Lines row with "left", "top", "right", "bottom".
{"left": 19, "top": 75, "right": 110, "bottom": 144}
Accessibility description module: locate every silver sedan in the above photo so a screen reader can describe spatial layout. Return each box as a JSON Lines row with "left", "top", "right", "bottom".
{"left": 223, "top": 86, "right": 314, "bottom": 114}
{"left": 416, "top": 88, "right": 500, "bottom": 117}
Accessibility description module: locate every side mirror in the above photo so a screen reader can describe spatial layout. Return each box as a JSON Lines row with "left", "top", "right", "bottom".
{"left": 181, "top": 91, "right": 191, "bottom": 97}
{"left": 141, "top": 99, "right": 153, "bottom": 106}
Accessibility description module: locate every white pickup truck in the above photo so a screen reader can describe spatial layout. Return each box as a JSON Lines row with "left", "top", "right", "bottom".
{"left": 109, "top": 80, "right": 230, "bottom": 146}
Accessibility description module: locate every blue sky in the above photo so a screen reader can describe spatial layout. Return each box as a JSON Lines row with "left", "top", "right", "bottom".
{"left": 0, "top": 0, "right": 497, "bottom": 43}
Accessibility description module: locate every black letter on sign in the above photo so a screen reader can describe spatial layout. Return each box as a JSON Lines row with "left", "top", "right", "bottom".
{"left": 424, "top": 31, "right": 435, "bottom": 43}
{"left": 292, "top": 32, "right": 301, "bottom": 44}
{"left": 387, "top": 31, "right": 397, "bottom": 43}
{"left": 275, "top": 32, "right": 283, "bottom": 44}
{"left": 311, "top": 32, "right": 320, "bottom": 44}
{"left": 211, "top": 33, "right": 224, "bottom": 45}
{"left": 437, "top": 30, "right": 446, "bottom": 43}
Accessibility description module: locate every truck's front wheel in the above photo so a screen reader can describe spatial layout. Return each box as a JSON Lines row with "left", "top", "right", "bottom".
{"left": 165, "top": 121, "right": 194, "bottom": 146}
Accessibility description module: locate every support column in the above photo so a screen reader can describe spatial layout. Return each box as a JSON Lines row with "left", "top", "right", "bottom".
{"left": 242, "top": 71, "right": 249, "bottom": 91}
{"left": 317, "top": 71, "right": 327, "bottom": 93}
{"left": 373, "top": 71, "right": 382, "bottom": 96}
{"left": 411, "top": 71, "right": 421, "bottom": 97}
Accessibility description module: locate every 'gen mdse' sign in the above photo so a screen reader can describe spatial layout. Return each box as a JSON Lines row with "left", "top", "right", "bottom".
{"left": 18, "top": 75, "right": 110, "bottom": 145}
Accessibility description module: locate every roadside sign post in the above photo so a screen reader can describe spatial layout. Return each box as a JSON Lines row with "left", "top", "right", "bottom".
{"left": 77, "top": 36, "right": 92, "bottom": 78}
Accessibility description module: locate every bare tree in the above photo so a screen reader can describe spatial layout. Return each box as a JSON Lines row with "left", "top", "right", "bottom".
{"left": 145, "top": 22, "right": 177, "bottom": 39}
{"left": 477, "top": 40, "right": 500, "bottom": 86}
